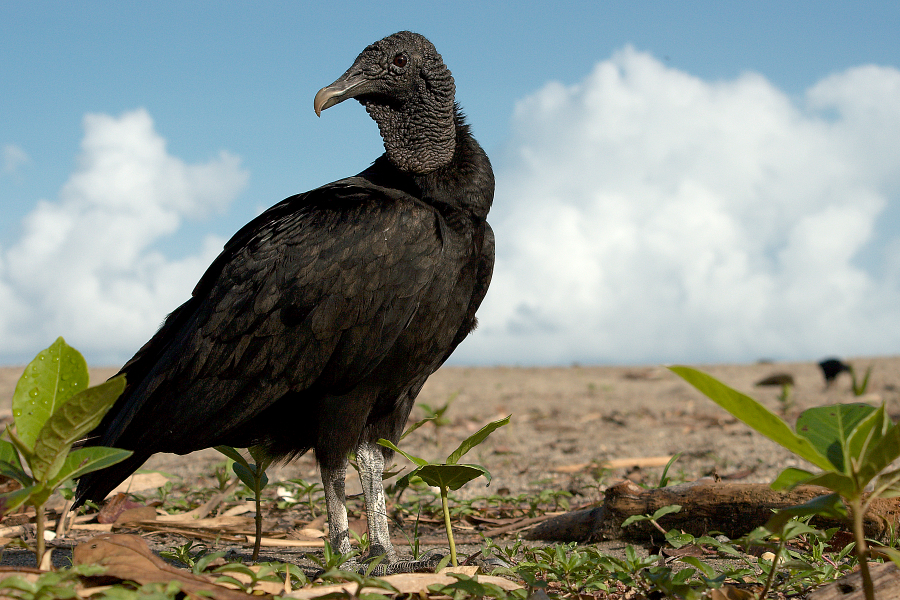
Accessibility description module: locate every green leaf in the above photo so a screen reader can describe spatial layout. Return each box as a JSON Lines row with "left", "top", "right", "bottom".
{"left": 0, "top": 461, "right": 32, "bottom": 488}
{"left": 790, "top": 471, "right": 858, "bottom": 498}
{"left": 446, "top": 415, "right": 510, "bottom": 465}
{"left": 47, "top": 446, "right": 133, "bottom": 487}
{"left": 409, "top": 463, "right": 491, "bottom": 491}
{"left": 846, "top": 404, "right": 890, "bottom": 471}
{"left": 30, "top": 375, "right": 126, "bottom": 481}
{"left": 873, "top": 467, "right": 900, "bottom": 498}
{"left": 771, "top": 467, "right": 816, "bottom": 490}
{"left": 856, "top": 422, "right": 900, "bottom": 489}
{"left": 376, "top": 439, "right": 429, "bottom": 467}
{"left": 0, "top": 485, "right": 41, "bottom": 516}
{"left": 12, "top": 337, "right": 89, "bottom": 448}
{"left": 795, "top": 404, "right": 875, "bottom": 473}
{"left": 232, "top": 463, "right": 258, "bottom": 490}
{"left": 764, "top": 493, "right": 847, "bottom": 532}
{"left": 0, "top": 440, "right": 25, "bottom": 483}
{"left": 214, "top": 446, "right": 251, "bottom": 469}
{"left": 6, "top": 426, "right": 34, "bottom": 466}
{"left": 670, "top": 367, "right": 832, "bottom": 470}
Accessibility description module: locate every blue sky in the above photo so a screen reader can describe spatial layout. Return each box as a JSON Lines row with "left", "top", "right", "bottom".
{"left": 2, "top": 1, "right": 899, "bottom": 366}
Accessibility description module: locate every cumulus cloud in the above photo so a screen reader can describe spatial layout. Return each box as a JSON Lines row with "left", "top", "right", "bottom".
{"left": 0, "top": 109, "right": 248, "bottom": 363}
{"left": 463, "top": 46, "right": 900, "bottom": 365}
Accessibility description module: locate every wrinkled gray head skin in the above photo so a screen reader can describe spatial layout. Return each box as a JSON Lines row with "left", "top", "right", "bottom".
{"left": 314, "top": 31, "right": 456, "bottom": 174}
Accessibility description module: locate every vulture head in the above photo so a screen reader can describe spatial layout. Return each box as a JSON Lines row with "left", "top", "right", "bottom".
{"left": 314, "top": 31, "right": 456, "bottom": 174}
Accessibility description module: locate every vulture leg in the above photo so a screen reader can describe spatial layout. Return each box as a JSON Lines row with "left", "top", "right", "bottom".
{"left": 356, "top": 440, "right": 396, "bottom": 563}
{"left": 321, "top": 461, "right": 353, "bottom": 556}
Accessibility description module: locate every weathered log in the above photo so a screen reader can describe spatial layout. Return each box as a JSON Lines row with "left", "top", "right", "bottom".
{"left": 809, "top": 561, "right": 900, "bottom": 600}
{"left": 525, "top": 480, "right": 900, "bottom": 543}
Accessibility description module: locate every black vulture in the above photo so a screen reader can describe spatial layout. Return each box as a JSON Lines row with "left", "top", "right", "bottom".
{"left": 818, "top": 358, "right": 850, "bottom": 387}
{"left": 75, "top": 31, "right": 494, "bottom": 572}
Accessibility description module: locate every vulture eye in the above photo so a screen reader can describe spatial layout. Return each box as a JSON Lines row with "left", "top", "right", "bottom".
{"left": 392, "top": 53, "right": 408, "bottom": 68}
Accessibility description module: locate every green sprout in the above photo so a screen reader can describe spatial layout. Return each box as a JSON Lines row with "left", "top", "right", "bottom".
{"left": 672, "top": 365, "right": 900, "bottom": 600}
{"left": 0, "top": 337, "right": 132, "bottom": 566}
{"left": 379, "top": 415, "right": 510, "bottom": 567}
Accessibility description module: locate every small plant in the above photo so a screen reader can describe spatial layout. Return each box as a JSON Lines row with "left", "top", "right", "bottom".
{"left": 379, "top": 415, "right": 510, "bottom": 567}
{"left": 849, "top": 364, "right": 873, "bottom": 396}
{"left": 0, "top": 337, "right": 132, "bottom": 566}
{"left": 672, "top": 365, "right": 900, "bottom": 600}
{"left": 159, "top": 540, "right": 211, "bottom": 568}
{"left": 214, "top": 445, "right": 273, "bottom": 561}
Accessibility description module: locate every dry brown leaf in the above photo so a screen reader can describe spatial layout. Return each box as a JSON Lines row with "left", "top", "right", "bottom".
{"left": 153, "top": 514, "right": 254, "bottom": 528}
{"left": 286, "top": 572, "right": 521, "bottom": 599}
{"left": 73, "top": 534, "right": 264, "bottom": 600}
{"left": 114, "top": 506, "right": 157, "bottom": 525}
{"left": 108, "top": 473, "right": 170, "bottom": 497}
{"left": 251, "top": 536, "right": 324, "bottom": 547}
{"left": 709, "top": 585, "right": 758, "bottom": 600}
{"left": 97, "top": 493, "right": 146, "bottom": 524}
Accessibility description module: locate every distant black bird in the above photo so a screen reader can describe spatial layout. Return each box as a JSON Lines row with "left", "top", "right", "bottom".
{"left": 818, "top": 358, "right": 850, "bottom": 387}
{"left": 76, "top": 31, "right": 494, "bottom": 572}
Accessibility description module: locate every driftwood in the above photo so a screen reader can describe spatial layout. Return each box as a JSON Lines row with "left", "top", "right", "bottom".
{"left": 809, "top": 561, "right": 900, "bottom": 599}
{"left": 526, "top": 480, "right": 900, "bottom": 542}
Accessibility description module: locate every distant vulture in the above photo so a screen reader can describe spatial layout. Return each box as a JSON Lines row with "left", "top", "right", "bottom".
{"left": 818, "top": 358, "right": 850, "bottom": 387}
{"left": 76, "top": 31, "right": 494, "bottom": 572}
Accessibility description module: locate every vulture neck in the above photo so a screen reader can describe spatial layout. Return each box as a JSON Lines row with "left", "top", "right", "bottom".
{"left": 363, "top": 106, "right": 493, "bottom": 221}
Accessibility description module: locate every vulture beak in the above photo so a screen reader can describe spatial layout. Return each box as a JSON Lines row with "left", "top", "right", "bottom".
{"left": 314, "top": 71, "right": 369, "bottom": 117}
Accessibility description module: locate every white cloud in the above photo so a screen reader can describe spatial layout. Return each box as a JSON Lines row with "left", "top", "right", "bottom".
{"left": 0, "top": 109, "right": 248, "bottom": 363}
{"left": 462, "top": 46, "right": 900, "bottom": 365}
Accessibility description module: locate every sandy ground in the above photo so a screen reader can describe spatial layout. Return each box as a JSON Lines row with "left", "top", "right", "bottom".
{"left": 0, "top": 356, "right": 897, "bottom": 569}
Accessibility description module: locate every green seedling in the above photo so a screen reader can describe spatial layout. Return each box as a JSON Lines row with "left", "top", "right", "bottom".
{"left": 214, "top": 445, "right": 273, "bottom": 561}
{"left": 0, "top": 337, "right": 132, "bottom": 566}
{"left": 849, "top": 364, "right": 873, "bottom": 397}
{"left": 672, "top": 365, "right": 900, "bottom": 600}
{"left": 379, "top": 415, "right": 510, "bottom": 567}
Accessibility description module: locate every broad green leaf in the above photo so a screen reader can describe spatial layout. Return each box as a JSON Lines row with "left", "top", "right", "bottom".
{"left": 764, "top": 493, "right": 847, "bottom": 532}
{"left": 411, "top": 463, "right": 491, "bottom": 491}
{"left": 789, "top": 471, "right": 858, "bottom": 498}
{"left": 855, "top": 421, "right": 900, "bottom": 488}
{"left": 399, "top": 415, "right": 437, "bottom": 441}
{"left": 376, "top": 439, "right": 429, "bottom": 467}
{"left": 878, "top": 546, "right": 900, "bottom": 570}
{"left": 12, "top": 337, "right": 89, "bottom": 448}
{"left": 446, "top": 415, "right": 510, "bottom": 465}
{"left": 248, "top": 445, "right": 273, "bottom": 471}
{"left": 214, "top": 445, "right": 250, "bottom": 469}
{"left": 232, "top": 463, "right": 268, "bottom": 492}
{"left": 795, "top": 404, "right": 875, "bottom": 473}
{"left": 771, "top": 467, "right": 815, "bottom": 490}
{"left": 0, "top": 456, "right": 32, "bottom": 487}
{"left": 47, "top": 446, "right": 133, "bottom": 487}
{"left": 232, "top": 462, "right": 257, "bottom": 489}
{"left": 6, "top": 426, "right": 34, "bottom": 466}
{"left": 873, "top": 468, "right": 900, "bottom": 498}
{"left": 0, "top": 485, "right": 41, "bottom": 516}
{"left": 670, "top": 367, "right": 832, "bottom": 470}
{"left": 30, "top": 375, "right": 126, "bottom": 481}
{"left": 846, "top": 404, "right": 890, "bottom": 471}
{"left": 0, "top": 440, "right": 24, "bottom": 476}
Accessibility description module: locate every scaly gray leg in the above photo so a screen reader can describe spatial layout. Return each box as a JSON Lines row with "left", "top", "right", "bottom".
{"left": 356, "top": 440, "right": 397, "bottom": 563}
{"left": 321, "top": 461, "right": 352, "bottom": 556}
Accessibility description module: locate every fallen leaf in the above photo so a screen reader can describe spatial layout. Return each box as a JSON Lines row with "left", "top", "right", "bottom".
{"left": 73, "top": 534, "right": 263, "bottom": 600}
{"left": 286, "top": 572, "right": 521, "bottom": 599}
{"left": 114, "top": 506, "right": 157, "bottom": 525}
{"left": 97, "top": 494, "right": 146, "bottom": 524}
{"left": 108, "top": 472, "right": 170, "bottom": 496}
